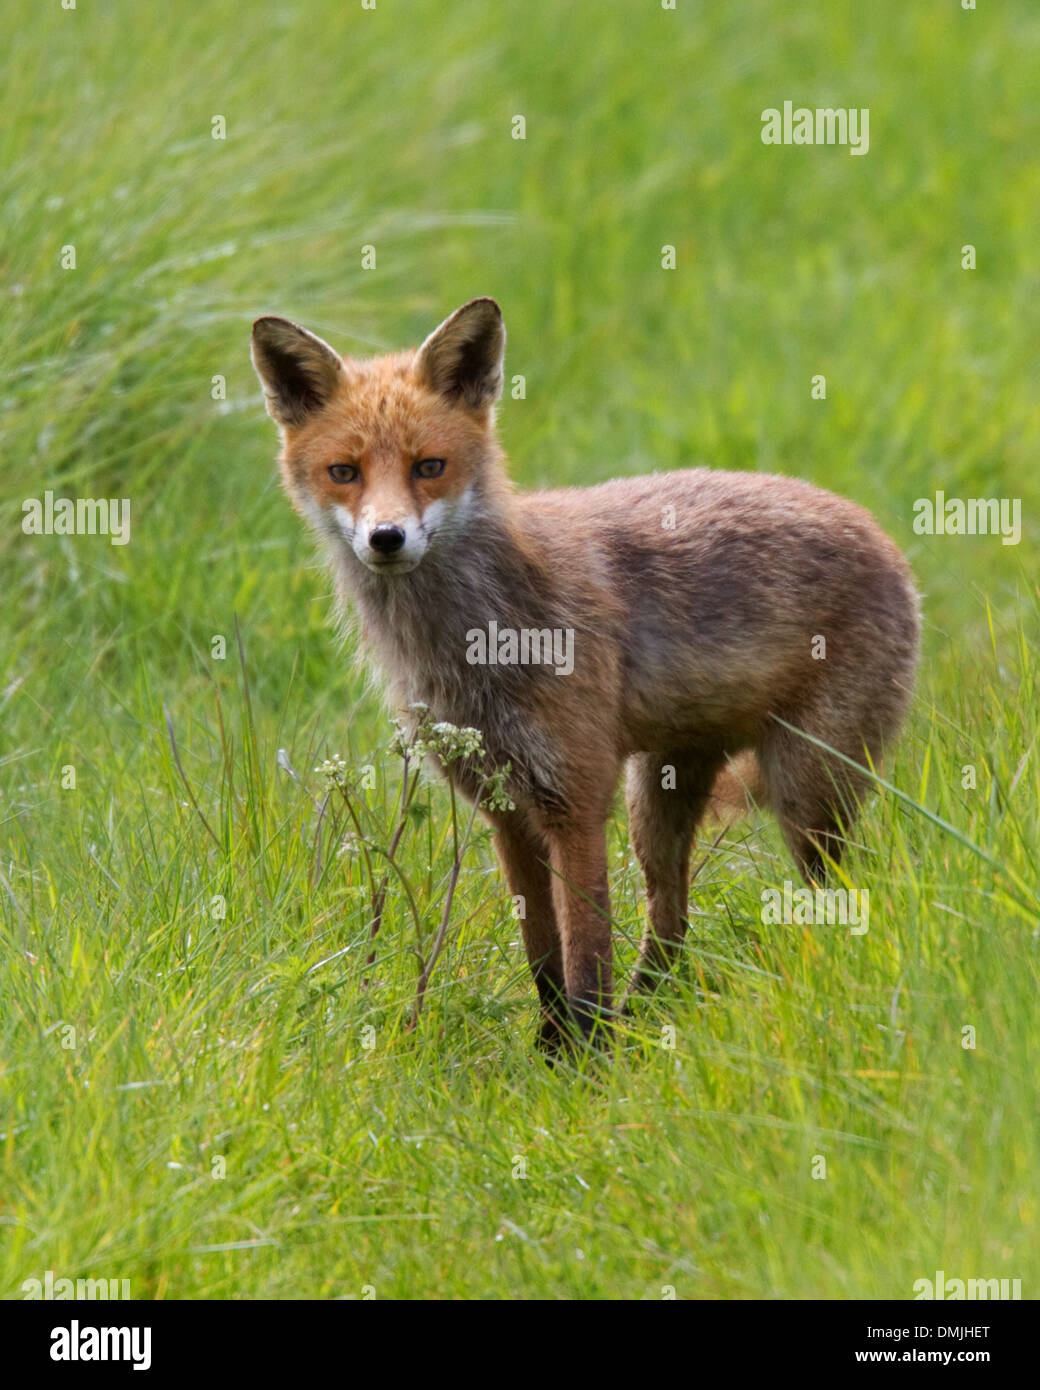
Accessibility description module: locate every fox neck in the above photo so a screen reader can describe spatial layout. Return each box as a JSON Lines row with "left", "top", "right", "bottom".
{"left": 330, "top": 469, "right": 551, "bottom": 715}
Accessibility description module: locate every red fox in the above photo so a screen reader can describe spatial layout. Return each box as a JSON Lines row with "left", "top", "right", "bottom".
{"left": 252, "top": 298, "right": 920, "bottom": 1051}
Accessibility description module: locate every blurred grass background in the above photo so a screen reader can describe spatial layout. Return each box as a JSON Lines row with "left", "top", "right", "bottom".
{"left": 1, "top": 0, "right": 1038, "bottom": 1299}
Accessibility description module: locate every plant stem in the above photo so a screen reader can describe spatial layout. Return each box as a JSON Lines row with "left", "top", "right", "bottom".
{"left": 410, "top": 776, "right": 487, "bottom": 1028}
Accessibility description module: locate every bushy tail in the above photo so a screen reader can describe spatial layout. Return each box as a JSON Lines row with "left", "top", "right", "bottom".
{"left": 706, "top": 750, "right": 765, "bottom": 825}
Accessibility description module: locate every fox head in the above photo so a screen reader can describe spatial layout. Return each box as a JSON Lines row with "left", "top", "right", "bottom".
{"left": 251, "top": 298, "right": 506, "bottom": 576}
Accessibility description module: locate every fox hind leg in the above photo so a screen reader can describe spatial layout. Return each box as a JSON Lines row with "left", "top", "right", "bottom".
{"left": 761, "top": 717, "right": 875, "bottom": 883}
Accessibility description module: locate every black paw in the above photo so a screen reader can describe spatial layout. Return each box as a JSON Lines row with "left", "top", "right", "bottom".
{"left": 535, "top": 1014, "right": 567, "bottom": 1059}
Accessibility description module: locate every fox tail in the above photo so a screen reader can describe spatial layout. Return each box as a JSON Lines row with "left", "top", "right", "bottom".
{"left": 705, "top": 750, "right": 766, "bottom": 826}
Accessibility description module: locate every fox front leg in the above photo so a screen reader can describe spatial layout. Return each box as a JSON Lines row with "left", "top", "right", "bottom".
{"left": 545, "top": 820, "right": 614, "bottom": 1047}
{"left": 491, "top": 814, "right": 569, "bottom": 1054}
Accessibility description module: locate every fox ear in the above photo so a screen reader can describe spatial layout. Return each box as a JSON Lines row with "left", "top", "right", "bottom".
{"left": 415, "top": 297, "right": 505, "bottom": 409}
{"left": 251, "top": 316, "right": 343, "bottom": 427}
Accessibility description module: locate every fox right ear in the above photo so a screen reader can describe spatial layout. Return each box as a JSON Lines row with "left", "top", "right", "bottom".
{"left": 415, "top": 298, "right": 505, "bottom": 409}
{"left": 251, "top": 316, "right": 343, "bottom": 428}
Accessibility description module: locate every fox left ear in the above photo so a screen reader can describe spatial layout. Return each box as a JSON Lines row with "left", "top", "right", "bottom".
{"left": 415, "top": 297, "right": 505, "bottom": 409}
{"left": 251, "top": 316, "right": 343, "bottom": 428}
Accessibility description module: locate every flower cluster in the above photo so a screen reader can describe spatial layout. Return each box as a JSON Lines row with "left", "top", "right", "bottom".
{"left": 481, "top": 764, "right": 516, "bottom": 813}
{"left": 424, "top": 722, "right": 485, "bottom": 763}
{"left": 388, "top": 704, "right": 483, "bottom": 765}
{"left": 387, "top": 705, "right": 515, "bottom": 811}
{"left": 314, "top": 752, "right": 350, "bottom": 790}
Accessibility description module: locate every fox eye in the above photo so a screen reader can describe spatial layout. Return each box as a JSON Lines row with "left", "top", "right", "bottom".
{"left": 413, "top": 458, "right": 446, "bottom": 480}
{"left": 328, "top": 463, "right": 360, "bottom": 483}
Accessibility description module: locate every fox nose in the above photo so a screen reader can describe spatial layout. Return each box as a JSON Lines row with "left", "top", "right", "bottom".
{"left": 369, "top": 523, "right": 406, "bottom": 555}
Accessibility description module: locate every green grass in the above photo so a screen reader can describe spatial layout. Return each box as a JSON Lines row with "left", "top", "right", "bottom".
{"left": 2, "top": 0, "right": 1039, "bottom": 1300}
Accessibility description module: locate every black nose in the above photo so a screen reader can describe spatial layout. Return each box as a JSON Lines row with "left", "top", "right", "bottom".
{"left": 369, "top": 524, "right": 406, "bottom": 555}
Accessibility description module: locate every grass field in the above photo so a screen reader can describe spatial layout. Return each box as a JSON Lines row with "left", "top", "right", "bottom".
{"left": 2, "top": 0, "right": 1038, "bottom": 1301}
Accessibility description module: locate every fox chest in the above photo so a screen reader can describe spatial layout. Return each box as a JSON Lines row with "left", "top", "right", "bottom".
{"left": 397, "top": 661, "right": 566, "bottom": 819}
